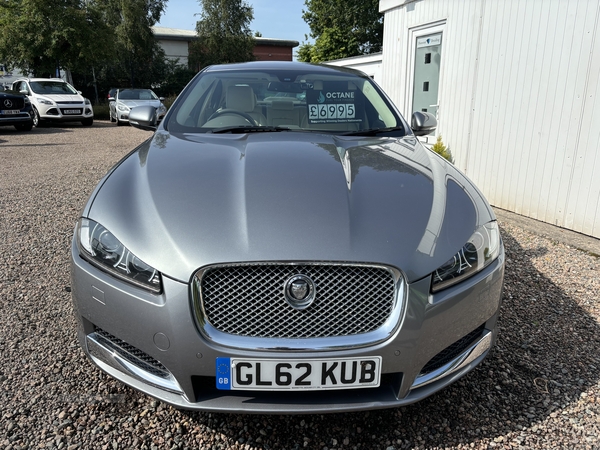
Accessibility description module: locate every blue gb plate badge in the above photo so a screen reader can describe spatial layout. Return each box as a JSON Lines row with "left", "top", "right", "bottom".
{"left": 216, "top": 357, "right": 231, "bottom": 390}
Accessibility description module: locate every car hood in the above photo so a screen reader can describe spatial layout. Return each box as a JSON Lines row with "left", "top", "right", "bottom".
{"left": 87, "top": 131, "right": 495, "bottom": 283}
{"left": 118, "top": 99, "right": 161, "bottom": 108}
{"left": 37, "top": 94, "right": 83, "bottom": 102}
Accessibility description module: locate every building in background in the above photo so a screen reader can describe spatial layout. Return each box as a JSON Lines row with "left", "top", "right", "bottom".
{"left": 331, "top": 0, "right": 600, "bottom": 239}
{"left": 152, "top": 26, "right": 198, "bottom": 66}
{"left": 327, "top": 53, "right": 383, "bottom": 84}
{"left": 152, "top": 26, "right": 299, "bottom": 66}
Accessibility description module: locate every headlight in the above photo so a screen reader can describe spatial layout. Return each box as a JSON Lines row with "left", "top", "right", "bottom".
{"left": 37, "top": 98, "right": 53, "bottom": 105}
{"left": 77, "top": 218, "right": 162, "bottom": 293}
{"left": 24, "top": 97, "right": 31, "bottom": 105}
{"left": 84, "top": 98, "right": 91, "bottom": 105}
{"left": 431, "top": 221, "right": 501, "bottom": 292}
{"left": 117, "top": 103, "right": 130, "bottom": 112}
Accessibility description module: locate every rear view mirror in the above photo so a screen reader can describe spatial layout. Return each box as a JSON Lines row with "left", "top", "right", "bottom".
{"left": 267, "top": 81, "right": 304, "bottom": 93}
{"left": 411, "top": 111, "right": 437, "bottom": 136}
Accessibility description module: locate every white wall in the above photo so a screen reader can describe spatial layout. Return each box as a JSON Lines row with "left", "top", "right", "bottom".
{"left": 379, "top": 0, "right": 600, "bottom": 239}
{"left": 156, "top": 40, "right": 189, "bottom": 66}
{"left": 327, "top": 53, "right": 383, "bottom": 85}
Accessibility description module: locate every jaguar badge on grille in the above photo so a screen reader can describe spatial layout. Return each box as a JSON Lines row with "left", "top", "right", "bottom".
{"left": 284, "top": 274, "right": 316, "bottom": 310}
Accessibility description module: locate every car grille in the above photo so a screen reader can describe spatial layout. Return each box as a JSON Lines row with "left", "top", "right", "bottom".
{"left": 2, "top": 97, "right": 25, "bottom": 109}
{"left": 56, "top": 101, "right": 84, "bottom": 105}
{"left": 195, "top": 263, "right": 397, "bottom": 340}
{"left": 420, "top": 323, "right": 486, "bottom": 374}
{"left": 93, "top": 327, "right": 169, "bottom": 378}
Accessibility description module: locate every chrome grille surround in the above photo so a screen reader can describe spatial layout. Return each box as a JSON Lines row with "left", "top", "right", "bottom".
{"left": 192, "top": 262, "right": 406, "bottom": 351}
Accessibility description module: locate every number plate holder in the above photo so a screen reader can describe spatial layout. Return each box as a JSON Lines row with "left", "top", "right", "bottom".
{"left": 216, "top": 356, "right": 381, "bottom": 391}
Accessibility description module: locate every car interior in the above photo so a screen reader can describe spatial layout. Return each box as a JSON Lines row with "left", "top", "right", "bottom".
{"left": 173, "top": 72, "right": 396, "bottom": 133}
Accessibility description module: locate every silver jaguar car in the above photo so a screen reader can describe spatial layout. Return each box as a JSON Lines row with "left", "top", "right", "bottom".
{"left": 70, "top": 61, "right": 505, "bottom": 414}
{"left": 108, "top": 88, "right": 167, "bottom": 126}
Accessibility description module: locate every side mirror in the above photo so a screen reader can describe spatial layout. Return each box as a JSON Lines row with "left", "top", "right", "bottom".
{"left": 411, "top": 111, "right": 437, "bottom": 136}
{"left": 159, "top": 97, "right": 165, "bottom": 101}
{"left": 20, "top": 89, "right": 29, "bottom": 95}
{"left": 129, "top": 105, "right": 158, "bottom": 131}
{"left": 108, "top": 96, "right": 115, "bottom": 102}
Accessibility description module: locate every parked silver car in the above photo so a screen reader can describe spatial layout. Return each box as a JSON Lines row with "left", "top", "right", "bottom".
{"left": 71, "top": 61, "right": 505, "bottom": 413}
{"left": 108, "top": 88, "right": 166, "bottom": 125}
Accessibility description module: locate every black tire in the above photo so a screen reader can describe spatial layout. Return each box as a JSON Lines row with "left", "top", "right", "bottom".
{"left": 32, "top": 107, "right": 44, "bottom": 127}
{"left": 81, "top": 117, "right": 93, "bottom": 126}
{"left": 15, "top": 122, "right": 33, "bottom": 132}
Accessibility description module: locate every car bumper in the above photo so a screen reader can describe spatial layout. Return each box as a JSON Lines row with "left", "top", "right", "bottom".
{"left": 38, "top": 104, "right": 93, "bottom": 121}
{"left": 70, "top": 235, "right": 505, "bottom": 414}
{"left": 0, "top": 112, "right": 33, "bottom": 126}
{"left": 117, "top": 111, "right": 165, "bottom": 123}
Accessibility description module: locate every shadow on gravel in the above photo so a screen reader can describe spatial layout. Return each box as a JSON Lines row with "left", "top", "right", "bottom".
{"left": 0, "top": 127, "right": 71, "bottom": 139}
{"left": 174, "top": 225, "right": 600, "bottom": 448}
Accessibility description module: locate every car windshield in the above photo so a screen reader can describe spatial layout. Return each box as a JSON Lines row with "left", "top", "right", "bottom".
{"left": 166, "top": 66, "right": 404, "bottom": 135}
{"left": 118, "top": 89, "right": 158, "bottom": 100}
{"left": 30, "top": 81, "right": 77, "bottom": 95}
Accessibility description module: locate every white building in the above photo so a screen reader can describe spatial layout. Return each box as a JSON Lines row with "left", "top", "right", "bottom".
{"left": 152, "top": 26, "right": 198, "bottom": 66}
{"left": 334, "top": 0, "right": 600, "bottom": 239}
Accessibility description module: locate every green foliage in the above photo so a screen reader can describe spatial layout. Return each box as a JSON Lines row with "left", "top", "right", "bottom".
{"left": 92, "top": 103, "right": 111, "bottom": 120}
{"left": 430, "top": 135, "right": 454, "bottom": 163}
{"left": 100, "top": 0, "right": 169, "bottom": 88}
{"left": 298, "top": 0, "right": 383, "bottom": 62}
{"left": 189, "top": 0, "right": 255, "bottom": 69}
{"left": 0, "top": 0, "right": 170, "bottom": 101}
{"left": 0, "top": 0, "right": 113, "bottom": 76}
{"left": 152, "top": 60, "right": 197, "bottom": 98}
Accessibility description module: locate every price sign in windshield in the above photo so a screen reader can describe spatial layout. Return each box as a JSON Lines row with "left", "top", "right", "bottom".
{"left": 306, "top": 82, "right": 362, "bottom": 125}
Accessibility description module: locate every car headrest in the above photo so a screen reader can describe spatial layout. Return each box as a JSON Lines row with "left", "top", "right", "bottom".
{"left": 226, "top": 85, "right": 256, "bottom": 112}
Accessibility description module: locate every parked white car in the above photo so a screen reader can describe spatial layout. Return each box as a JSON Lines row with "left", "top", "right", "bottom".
{"left": 12, "top": 78, "right": 94, "bottom": 127}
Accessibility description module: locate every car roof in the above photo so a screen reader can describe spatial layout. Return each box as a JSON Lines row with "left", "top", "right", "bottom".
{"left": 16, "top": 77, "right": 68, "bottom": 83}
{"left": 203, "top": 61, "right": 367, "bottom": 78}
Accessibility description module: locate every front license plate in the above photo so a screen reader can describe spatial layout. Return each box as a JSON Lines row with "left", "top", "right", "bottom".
{"left": 63, "top": 109, "right": 81, "bottom": 114}
{"left": 1, "top": 110, "right": 20, "bottom": 115}
{"left": 216, "top": 356, "right": 381, "bottom": 391}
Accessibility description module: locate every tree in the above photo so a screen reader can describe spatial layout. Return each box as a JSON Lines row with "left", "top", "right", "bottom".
{"left": 298, "top": 0, "right": 383, "bottom": 63}
{"left": 101, "top": 0, "right": 168, "bottom": 88}
{"left": 189, "top": 0, "right": 255, "bottom": 69}
{"left": 0, "top": 0, "right": 113, "bottom": 76}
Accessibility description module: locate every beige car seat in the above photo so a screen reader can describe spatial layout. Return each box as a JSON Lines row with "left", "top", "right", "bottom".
{"left": 267, "top": 99, "right": 302, "bottom": 127}
{"left": 226, "top": 85, "right": 267, "bottom": 125}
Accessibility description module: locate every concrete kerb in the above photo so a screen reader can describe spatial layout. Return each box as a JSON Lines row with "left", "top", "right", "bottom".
{"left": 493, "top": 207, "right": 600, "bottom": 258}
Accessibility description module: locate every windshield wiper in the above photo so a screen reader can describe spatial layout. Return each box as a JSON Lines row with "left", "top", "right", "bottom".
{"left": 340, "top": 126, "right": 406, "bottom": 137}
{"left": 209, "top": 125, "right": 291, "bottom": 134}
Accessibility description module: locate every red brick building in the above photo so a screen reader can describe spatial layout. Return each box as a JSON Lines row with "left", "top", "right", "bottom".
{"left": 153, "top": 27, "right": 299, "bottom": 65}
{"left": 253, "top": 38, "right": 299, "bottom": 61}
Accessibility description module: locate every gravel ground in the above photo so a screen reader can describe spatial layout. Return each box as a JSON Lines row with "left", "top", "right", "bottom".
{"left": 1, "top": 122, "right": 599, "bottom": 450}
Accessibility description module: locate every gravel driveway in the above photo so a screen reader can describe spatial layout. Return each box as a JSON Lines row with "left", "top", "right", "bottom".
{"left": 1, "top": 122, "right": 599, "bottom": 450}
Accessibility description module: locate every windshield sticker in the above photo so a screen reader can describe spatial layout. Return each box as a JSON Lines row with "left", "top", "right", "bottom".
{"left": 306, "top": 82, "right": 363, "bottom": 125}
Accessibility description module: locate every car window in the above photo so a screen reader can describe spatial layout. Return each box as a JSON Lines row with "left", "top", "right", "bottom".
{"left": 167, "top": 68, "right": 403, "bottom": 135}
{"left": 119, "top": 89, "right": 158, "bottom": 101}
{"left": 30, "top": 81, "right": 77, "bottom": 95}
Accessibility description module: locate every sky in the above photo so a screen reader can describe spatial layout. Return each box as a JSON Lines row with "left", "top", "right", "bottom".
{"left": 157, "top": 0, "right": 312, "bottom": 44}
